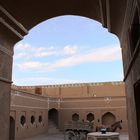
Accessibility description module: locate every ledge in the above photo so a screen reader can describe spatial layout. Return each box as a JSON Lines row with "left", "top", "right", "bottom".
{"left": 0, "top": 77, "right": 12, "bottom": 84}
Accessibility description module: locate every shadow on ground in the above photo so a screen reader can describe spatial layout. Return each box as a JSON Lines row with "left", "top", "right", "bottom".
{"left": 24, "top": 132, "right": 129, "bottom": 140}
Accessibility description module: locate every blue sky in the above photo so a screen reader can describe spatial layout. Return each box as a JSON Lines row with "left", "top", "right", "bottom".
{"left": 12, "top": 15, "right": 123, "bottom": 86}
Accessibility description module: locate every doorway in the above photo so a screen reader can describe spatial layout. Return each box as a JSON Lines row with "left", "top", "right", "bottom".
{"left": 48, "top": 108, "right": 58, "bottom": 128}
{"left": 9, "top": 116, "right": 15, "bottom": 140}
{"left": 134, "top": 80, "right": 140, "bottom": 139}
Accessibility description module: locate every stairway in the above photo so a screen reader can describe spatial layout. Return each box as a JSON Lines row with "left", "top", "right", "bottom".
{"left": 48, "top": 120, "right": 60, "bottom": 134}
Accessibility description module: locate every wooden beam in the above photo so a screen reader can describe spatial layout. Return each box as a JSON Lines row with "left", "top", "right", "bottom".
{"left": 99, "top": 0, "right": 107, "bottom": 27}
{"left": 0, "top": 5, "right": 28, "bottom": 35}
{"left": 106, "top": 0, "right": 111, "bottom": 32}
{"left": 0, "top": 17, "right": 24, "bottom": 39}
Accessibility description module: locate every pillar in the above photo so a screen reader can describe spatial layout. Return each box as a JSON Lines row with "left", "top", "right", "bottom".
{"left": 0, "top": 45, "right": 13, "bottom": 139}
{"left": 0, "top": 5, "right": 28, "bottom": 140}
{"left": 121, "top": 0, "right": 140, "bottom": 139}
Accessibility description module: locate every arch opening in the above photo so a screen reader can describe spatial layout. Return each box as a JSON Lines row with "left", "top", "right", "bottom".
{"left": 48, "top": 108, "right": 59, "bottom": 129}
{"left": 11, "top": 15, "right": 123, "bottom": 137}
{"left": 13, "top": 15, "right": 122, "bottom": 86}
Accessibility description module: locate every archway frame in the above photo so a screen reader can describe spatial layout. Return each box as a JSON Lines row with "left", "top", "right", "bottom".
{"left": 0, "top": 1, "right": 140, "bottom": 140}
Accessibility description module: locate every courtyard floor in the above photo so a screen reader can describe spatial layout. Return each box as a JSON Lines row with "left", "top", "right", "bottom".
{"left": 24, "top": 132, "right": 129, "bottom": 140}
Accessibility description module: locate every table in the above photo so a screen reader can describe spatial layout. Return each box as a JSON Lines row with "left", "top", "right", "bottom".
{"left": 87, "top": 132, "right": 120, "bottom": 140}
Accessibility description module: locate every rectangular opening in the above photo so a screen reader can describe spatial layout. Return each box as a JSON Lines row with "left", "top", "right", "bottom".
{"left": 35, "top": 87, "right": 42, "bottom": 95}
{"left": 134, "top": 79, "right": 140, "bottom": 139}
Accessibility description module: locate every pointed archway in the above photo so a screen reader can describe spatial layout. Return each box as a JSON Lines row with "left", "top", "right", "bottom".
{"left": 48, "top": 108, "right": 59, "bottom": 129}
{"left": 86, "top": 113, "right": 94, "bottom": 122}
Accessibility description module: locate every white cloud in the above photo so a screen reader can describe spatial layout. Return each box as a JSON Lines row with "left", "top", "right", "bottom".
{"left": 48, "top": 45, "right": 121, "bottom": 69}
{"left": 63, "top": 45, "right": 78, "bottom": 55}
{"left": 70, "top": 45, "right": 121, "bottom": 64}
{"left": 14, "top": 44, "right": 122, "bottom": 72}
{"left": 14, "top": 43, "right": 78, "bottom": 59}
{"left": 14, "top": 43, "right": 57, "bottom": 59}
{"left": 16, "top": 61, "right": 49, "bottom": 71}
{"left": 15, "top": 43, "right": 32, "bottom": 50}
{"left": 13, "top": 76, "right": 80, "bottom": 86}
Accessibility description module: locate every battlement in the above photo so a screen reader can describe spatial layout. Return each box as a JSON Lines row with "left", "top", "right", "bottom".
{"left": 12, "top": 81, "right": 124, "bottom": 89}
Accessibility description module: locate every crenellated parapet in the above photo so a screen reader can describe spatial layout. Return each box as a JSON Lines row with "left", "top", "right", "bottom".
{"left": 12, "top": 81, "right": 124, "bottom": 89}
{"left": 11, "top": 81, "right": 125, "bottom": 99}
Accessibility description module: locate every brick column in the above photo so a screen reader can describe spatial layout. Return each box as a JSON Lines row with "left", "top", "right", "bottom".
{"left": 0, "top": 44, "right": 13, "bottom": 140}
{"left": 0, "top": 5, "right": 28, "bottom": 140}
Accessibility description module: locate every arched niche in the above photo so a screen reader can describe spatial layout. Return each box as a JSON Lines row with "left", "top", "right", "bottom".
{"left": 72, "top": 113, "right": 80, "bottom": 122}
{"left": 86, "top": 113, "right": 94, "bottom": 122}
{"left": 102, "top": 112, "right": 116, "bottom": 126}
{"left": 20, "top": 115, "right": 26, "bottom": 126}
{"left": 31, "top": 115, "right": 35, "bottom": 124}
{"left": 38, "top": 115, "right": 42, "bottom": 123}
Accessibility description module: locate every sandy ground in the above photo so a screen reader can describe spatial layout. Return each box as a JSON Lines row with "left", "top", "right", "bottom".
{"left": 24, "top": 132, "right": 129, "bottom": 140}
{"left": 24, "top": 133, "right": 63, "bottom": 140}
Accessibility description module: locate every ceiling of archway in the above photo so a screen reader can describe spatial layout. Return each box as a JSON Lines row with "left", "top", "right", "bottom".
{"left": 1, "top": 0, "right": 127, "bottom": 38}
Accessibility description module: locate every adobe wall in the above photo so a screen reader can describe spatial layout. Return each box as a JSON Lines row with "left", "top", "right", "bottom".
{"left": 59, "top": 97, "right": 127, "bottom": 132}
{"left": 15, "top": 81, "right": 125, "bottom": 98}
{"left": 120, "top": 0, "right": 140, "bottom": 139}
{"left": 10, "top": 81, "right": 128, "bottom": 139}
{"left": 10, "top": 89, "right": 49, "bottom": 140}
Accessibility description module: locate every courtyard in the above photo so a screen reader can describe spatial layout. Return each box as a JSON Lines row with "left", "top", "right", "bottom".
{"left": 24, "top": 132, "right": 129, "bottom": 140}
